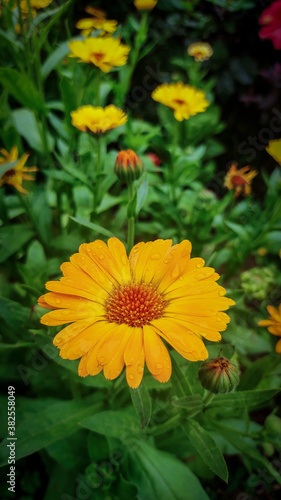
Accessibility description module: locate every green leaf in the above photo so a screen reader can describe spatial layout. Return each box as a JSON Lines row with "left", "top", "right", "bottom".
{"left": 69, "top": 216, "right": 115, "bottom": 238}
{"left": 12, "top": 109, "right": 54, "bottom": 153}
{"left": 170, "top": 351, "right": 193, "bottom": 397}
{"left": 182, "top": 419, "right": 228, "bottom": 482}
{"left": 0, "top": 224, "right": 34, "bottom": 263}
{"left": 0, "top": 68, "right": 46, "bottom": 112}
{"left": 0, "top": 297, "right": 30, "bottom": 333}
{"left": 130, "top": 381, "right": 152, "bottom": 429}
{"left": 172, "top": 395, "right": 203, "bottom": 412}
{"left": 81, "top": 411, "right": 141, "bottom": 440}
{"left": 0, "top": 396, "right": 102, "bottom": 466}
{"left": 136, "top": 176, "right": 148, "bottom": 214}
{"left": 208, "top": 389, "right": 279, "bottom": 409}
{"left": 41, "top": 41, "right": 70, "bottom": 79}
{"left": 128, "top": 440, "right": 210, "bottom": 500}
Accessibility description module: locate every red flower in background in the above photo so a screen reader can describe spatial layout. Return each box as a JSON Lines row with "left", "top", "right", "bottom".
{"left": 259, "top": 1, "right": 281, "bottom": 50}
{"left": 146, "top": 152, "right": 162, "bottom": 166}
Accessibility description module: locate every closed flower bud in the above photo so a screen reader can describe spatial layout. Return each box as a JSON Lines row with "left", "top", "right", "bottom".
{"left": 114, "top": 149, "right": 143, "bottom": 182}
{"left": 264, "top": 414, "right": 281, "bottom": 435}
{"left": 198, "top": 357, "right": 240, "bottom": 394}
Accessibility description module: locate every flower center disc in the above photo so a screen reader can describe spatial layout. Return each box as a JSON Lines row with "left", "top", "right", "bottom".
{"left": 105, "top": 283, "right": 165, "bottom": 327}
{"left": 232, "top": 175, "right": 247, "bottom": 186}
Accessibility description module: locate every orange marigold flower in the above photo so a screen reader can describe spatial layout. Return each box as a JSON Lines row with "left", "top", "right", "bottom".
{"left": 134, "top": 0, "right": 158, "bottom": 9}
{"left": 224, "top": 162, "right": 258, "bottom": 197}
{"left": 114, "top": 150, "right": 143, "bottom": 182}
{"left": 71, "top": 105, "right": 127, "bottom": 135}
{"left": 265, "top": 138, "right": 281, "bottom": 165}
{"left": 152, "top": 82, "right": 209, "bottom": 122}
{"left": 68, "top": 36, "right": 130, "bottom": 72}
{"left": 38, "top": 238, "right": 235, "bottom": 388}
{"left": 0, "top": 146, "right": 38, "bottom": 194}
{"left": 258, "top": 304, "right": 281, "bottom": 353}
{"left": 187, "top": 42, "right": 213, "bottom": 62}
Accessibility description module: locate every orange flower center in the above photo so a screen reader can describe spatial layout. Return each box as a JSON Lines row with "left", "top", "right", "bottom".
{"left": 105, "top": 283, "right": 165, "bottom": 327}
{"left": 173, "top": 99, "right": 186, "bottom": 105}
{"left": 231, "top": 175, "right": 247, "bottom": 186}
{"left": 92, "top": 52, "right": 105, "bottom": 61}
{"left": 3, "top": 169, "right": 16, "bottom": 179}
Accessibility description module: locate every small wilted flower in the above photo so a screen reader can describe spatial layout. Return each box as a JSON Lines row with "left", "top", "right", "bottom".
{"left": 0, "top": 146, "right": 38, "bottom": 194}
{"left": 224, "top": 162, "right": 258, "bottom": 197}
{"left": 198, "top": 357, "right": 240, "bottom": 394}
{"left": 241, "top": 266, "right": 275, "bottom": 301}
{"left": 187, "top": 42, "right": 213, "bottom": 62}
{"left": 258, "top": 304, "right": 281, "bottom": 353}
{"left": 114, "top": 150, "right": 143, "bottom": 182}
{"left": 265, "top": 138, "right": 281, "bottom": 165}
{"left": 152, "top": 82, "right": 209, "bottom": 122}
{"left": 134, "top": 0, "right": 158, "bottom": 10}
{"left": 71, "top": 105, "right": 127, "bottom": 135}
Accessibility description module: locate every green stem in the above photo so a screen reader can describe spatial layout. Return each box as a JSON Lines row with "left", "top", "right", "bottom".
{"left": 96, "top": 70, "right": 102, "bottom": 106}
{"left": 94, "top": 135, "right": 103, "bottom": 210}
{"left": 148, "top": 412, "right": 182, "bottom": 436}
{"left": 203, "top": 392, "right": 215, "bottom": 408}
{"left": 170, "top": 120, "right": 179, "bottom": 203}
{"left": 127, "top": 181, "right": 135, "bottom": 253}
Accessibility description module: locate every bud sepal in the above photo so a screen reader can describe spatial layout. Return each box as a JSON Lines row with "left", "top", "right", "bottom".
{"left": 198, "top": 357, "right": 240, "bottom": 394}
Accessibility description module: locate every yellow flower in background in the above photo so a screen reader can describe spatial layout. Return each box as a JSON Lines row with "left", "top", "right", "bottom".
{"left": 134, "top": 0, "right": 158, "bottom": 9}
{"left": 258, "top": 305, "right": 281, "bottom": 354}
{"left": 224, "top": 162, "right": 258, "bottom": 197}
{"left": 19, "top": 0, "right": 53, "bottom": 15}
{"left": 152, "top": 82, "right": 209, "bottom": 121}
{"left": 257, "top": 247, "right": 268, "bottom": 257}
{"left": 265, "top": 138, "right": 281, "bottom": 165}
{"left": 68, "top": 36, "right": 130, "bottom": 72}
{"left": 188, "top": 42, "right": 214, "bottom": 62}
{"left": 38, "top": 238, "right": 235, "bottom": 388}
{"left": 76, "top": 17, "right": 118, "bottom": 36}
{"left": 0, "top": 146, "right": 38, "bottom": 194}
{"left": 71, "top": 105, "right": 127, "bottom": 134}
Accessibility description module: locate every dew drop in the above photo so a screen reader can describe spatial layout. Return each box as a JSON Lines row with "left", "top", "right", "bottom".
{"left": 151, "top": 253, "right": 161, "bottom": 260}
{"left": 198, "top": 273, "right": 206, "bottom": 279}
{"left": 133, "top": 247, "right": 140, "bottom": 253}
{"left": 156, "top": 363, "right": 163, "bottom": 369}
{"left": 196, "top": 263, "right": 202, "bottom": 268}
{"left": 99, "top": 254, "right": 104, "bottom": 260}
{"left": 121, "top": 256, "right": 127, "bottom": 265}
{"left": 86, "top": 246, "right": 91, "bottom": 253}
{"left": 128, "top": 374, "right": 134, "bottom": 380}
{"left": 137, "top": 365, "right": 144, "bottom": 374}
{"left": 56, "top": 298, "right": 61, "bottom": 304}
{"left": 171, "top": 266, "right": 180, "bottom": 279}
{"left": 217, "top": 316, "right": 222, "bottom": 322}
{"left": 99, "top": 356, "right": 105, "bottom": 363}
{"left": 218, "top": 290, "right": 225, "bottom": 296}
{"left": 163, "top": 258, "right": 170, "bottom": 264}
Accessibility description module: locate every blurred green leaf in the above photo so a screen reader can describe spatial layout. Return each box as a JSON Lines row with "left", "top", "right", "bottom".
{"left": 69, "top": 216, "right": 115, "bottom": 238}
{"left": 12, "top": 109, "right": 54, "bottom": 153}
{"left": 0, "top": 296, "right": 30, "bottom": 333}
{"left": 0, "top": 68, "right": 46, "bottom": 112}
{"left": 136, "top": 176, "right": 148, "bottom": 214}
{"left": 0, "top": 396, "right": 102, "bottom": 466}
{"left": 0, "top": 224, "right": 34, "bottom": 263}
{"left": 41, "top": 41, "right": 70, "bottom": 79}
{"left": 81, "top": 411, "right": 142, "bottom": 440}
{"left": 182, "top": 419, "right": 228, "bottom": 482}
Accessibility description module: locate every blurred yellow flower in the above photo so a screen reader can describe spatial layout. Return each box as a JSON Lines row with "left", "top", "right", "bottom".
{"left": 20, "top": 0, "right": 53, "bottom": 15}
{"left": 76, "top": 17, "right": 118, "bottom": 36}
{"left": 134, "top": 0, "right": 158, "bottom": 9}
{"left": 224, "top": 162, "right": 258, "bottom": 197}
{"left": 266, "top": 138, "right": 281, "bottom": 165}
{"left": 71, "top": 105, "right": 127, "bottom": 134}
{"left": 257, "top": 247, "right": 268, "bottom": 257}
{"left": 152, "top": 82, "right": 209, "bottom": 121}
{"left": 38, "top": 238, "right": 234, "bottom": 388}
{"left": 68, "top": 36, "right": 130, "bottom": 72}
{"left": 188, "top": 42, "right": 213, "bottom": 62}
{"left": 0, "top": 146, "right": 38, "bottom": 194}
{"left": 258, "top": 304, "right": 281, "bottom": 354}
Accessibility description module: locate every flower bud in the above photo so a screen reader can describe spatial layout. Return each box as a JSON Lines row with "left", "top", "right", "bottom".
{"left": 198, "top": 357, "right": 240, "bottom": 394}
{"left": 264, "top": 414, "right": 281, "bottom": 435}
{"left": 114, "top": 149, "right": 143, "bottom": 183}
{"left": 134, "top": 0, "right": 158, "bottom": 10}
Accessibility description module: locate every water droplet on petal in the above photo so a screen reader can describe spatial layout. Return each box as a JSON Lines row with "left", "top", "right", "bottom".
{"left": 163, "top": 258, "right": 170, "bottom": 264}
{"left": 218, "top": 290, "right": 225, "bottom": 296}
{"left": 128, "top": 374, "right": 134, "bottom": 380}
{"left": 196, "top": 263, "right": 202, "bottom": 268}
{"left": 121, "top": 256, "right": 127, "bottom": 265}
{"left": 217, "top": 316, "right": 222, "bottom": 322}
{"left": 171, "top": 266, "right": 180, "bottom": 279}
{"left": 133, "top": 247, "right": 140, "bottom": 253}
{"left": 198, "top": 273, "right": 206, "bottom": 279}
{"left": 56, "top": 298, "right": 61, "bottom": 304}
{"left": 156, "top": 363, "right": 163, "bottom": 369}
{"left": 99, "top": 254, "right": 104, "bottom": 260}
{"left": 137, "top": 365, "right": 144, "bottom": 374}
{"left": 99, "top": 356, "right": 105, "bottom": 363}
{"left": 151, "top": 253, "right": 161, "bottom": 260}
